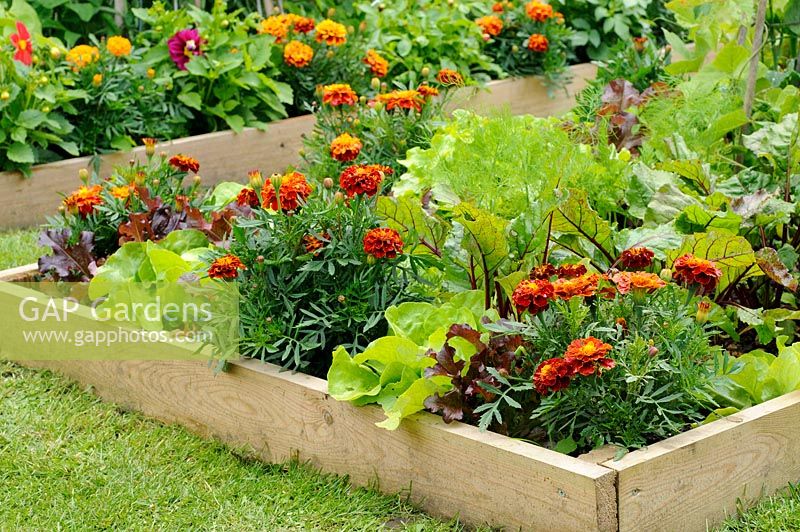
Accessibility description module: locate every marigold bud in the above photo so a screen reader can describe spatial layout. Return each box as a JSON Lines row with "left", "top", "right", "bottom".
{"left": 359, "top": 21, "right": 367, "bottom": 32}
{"left": 337, "top": 295, "right": 346, "bottom": 303}
{"left": 323, "top": 177, "right": 334, "bottom": 189}
{"left": 696, "top": 300, "right": 711, "bottom": 324}
{"left": 378, "top": 3, "right": 385, "bottom": 11}
{"left": 138, "top": 85, "right": 145, "bottom": 92}
{"left": 193, "top": 175, "right": 202, "bottom": 185}
{"left": 50, "top": 47, "right": 61, "bottom": 59}
{"left": 374, "top": 101, "right": 384, "bottom": 111}
{"left": 147, "top": 68, "right": 156, "bottom": 79}
{"left": 256, "top": 255, "right": 265, "bottom": 263}
{"left": 39, "top": 75, "right": 48, "bottom": 84}
{"left": 248, "top": 170, "right": 263, "bottom": 189}
{"left": 326, "top": 50, "right": 335, "bottom": 59}
{"left": 511, "top": 45, "right": 519, "bottom": 53}
{"left": 327, "top": 6, "right": 336, "bottom": 16}
{"left": 333, "top": 191, "right": 344, "bottom": 204}
{"left": 0, "top": 91, "right": 9, "bottom": 101}
{"left": 270, "top": 173, "right": 283, "bottom": 193}
{"left": 221, "top": 19, "right": 230, "bottom": 27}
{"left": 648, "top": 345, "right": 660, "bottom": 357}
{"left": 152, "top": 179, "right": 160, "bottom": 186}
{"left": 347, "top": 25, "right": 355, "bottom": 34}
{"left": 371, "top": 77, "right": 381, "bottom": 90}
{"left": 78, "top": 168, "right": 89, "bottom": 182}
{"left": 619, "top": 148, "right": 632, "bottom": 162}
{"left": 659, "top": 268, "right": 672, "bottom": 282}
{"left": 42, "top": 105, "right": 50, "bottom": 113}
{"left": 421, "top": 67, "right": 430, "bottom": 77}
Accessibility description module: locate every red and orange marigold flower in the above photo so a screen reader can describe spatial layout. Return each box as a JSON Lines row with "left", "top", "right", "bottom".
{"left": 260, "top": 16, "right": 289, "bottom": 42}
{"left": 526, "top": 1, "right": 554, "bottom": 22}
{"left": 417, "top": 84, "right": 439, "bottom": 98}
{"left": 169, "top": 154, "right": 200, "bottom": 173}
{"left": 322, "top": 83, "right": 358, "bottom": 106}
{"left": 436, "top": 69, "right": 464, "bottom": 86}
{"left": 530, "top": 263, "right": 557, "bottom": 280}
{"left": 363, "top": 49, "right": 389, "bottom": 77}
{"left": 553, "top": 274, "right": 599, "bottom": 300}
{"left": 377, "top": 89, "right": 424, "bottom": 112}
{"left": 476, "top": 15, "right": 503, "bottom": 37}
{"left": 339, "top": 164, "right": 392, "bottom": 197}
{"left": 330, "top": 133, "right": 363, "bottom": 162}
{"left": 236, "top": 187, "right": 260, "bottom": 208}
{"left": 672, "top": 254, "right": 723, "bottom": 295}
{"left": 563, "top": 337, "right": 615, "bottom": 376}
{"left": 611, "top": 271, "right": 666, "bottom": 295}
{"left": 556, "top": 263, "right": 587, "bottom": 278}
{"left": 284, "top": 40, "right": 313, "bottom": 68}
{"left": 533, "top": 357, "right": 575, "bottom": 395}
{"left": 363, "top": 228, "right": 404, "bottom": 259}
{"left": 291, "top": 15, "right": 316, "bottom": 34}
{"left": 110, "top": 185, "right": 134, "bottom": 200}
{"left": 208, "top": 254, "right": 246, "bottom": 279}
{"left": 527, "top": 34, "right": 549, "bottom": 52}
{"left": 63, "top": 185, "right": 103, "bottom": 217}
{"left": 261, "top": 171, "right": 312, "bottom": 212}
{"left": 512, "top": 279, "right": 554, "bottom": 314}
{"left": 620, "top": 246, "right": 655, "bottom": 269}
{"left": 303, "top": 232, "right": 330, "bottom": 255}
{"left": 315, "top": 19, "right": 347, "bottom": 46}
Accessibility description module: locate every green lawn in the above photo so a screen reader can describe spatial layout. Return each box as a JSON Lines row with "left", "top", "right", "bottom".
{"left": 1, "top": 228, "right": 798, "bottom": 530}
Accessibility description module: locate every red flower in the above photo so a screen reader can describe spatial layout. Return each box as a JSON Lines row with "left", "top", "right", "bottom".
{"left": 261, "top": 171, "right": 312, "bottom": 212}
{"left": 339, "top": 164, "right": 392, "bottom": 197}
{"left": 476, "top": 16, "right": 503, "bottom": 37}
{"left": 63, "top": 185, "right": 103, "bottom": 217}
{"left": 322, "top": 84, "right": 358, "bottom": 106}
{"left": 530, "top": 263, "right": 556, "bottom": 280}
{"left": 436, "top": 69, "right": 464, "bottom": 86}
{"left": 208, "top": 254, "right": 246, "bottom": 279}
{"left": 10, "top": 21, "right": 32, "bottom": 66}
{"left": 512, "top": 279, "right": 554, "bottom": 314}
{"left": 553, "top": 274, "right": 599, "bottom": 300}
{"left": 492, "top": 2, "right": 504, "bottom": 12}
{"left": 417, "top": 84, "right": 440, "bottom": 98}
{"left": 330, "top": 133, "right": 362, "bottom": 162}
{"left": 236, "top": 187, "right": 260, "bottom": 207}
{"left": 620, "top": 247, "right": 655, "bottom": 269}
{"left": 527, "top": 34, "right": 549, "bottom": 53}
{"left": 556, "top": 263, "right": 587, "bottom": 278}
{"left": 169, "top": 155, "right": 200, "bottom": 173}
{"left": 534, "top": 357, "right": 575, "bottom": 395}
{"left": 563, "top": 337, "right": 615, "bottom": 376}
{"left": 672, "top": 254, "right": 723, "bottom": 295}
{"left": 377, "top": 89, "right": 424, "bottom": 112}
{"left": 363, "top": 228, "right": 404, "bottom": 259}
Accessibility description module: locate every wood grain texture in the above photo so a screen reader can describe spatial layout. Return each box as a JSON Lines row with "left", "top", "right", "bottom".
{"left": 17, "top": 357, "right": 616, "bottom": 531}
{"left": 0, "top": 64, "right": 596, "bottom": 229}
{"left": 605, "top": 391, "right": 800, "bottom": 532}
{"left": 0, "top": 263, "right": 37, "bottom": 282}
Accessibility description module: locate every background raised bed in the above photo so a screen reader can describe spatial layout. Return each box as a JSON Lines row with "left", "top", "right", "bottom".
{"left": 0, "top": 63, "right": 596, "bottom": 229}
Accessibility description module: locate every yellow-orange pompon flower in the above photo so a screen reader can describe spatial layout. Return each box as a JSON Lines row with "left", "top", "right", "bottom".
{"left": 92, "top": 73, "right": 103, "bottom": 87}
{"left": 106, "top": 36, "right": 132, "bottom": 57}
{"left": 66, "top": 44, "right": 100, "bottom": 70}
{"left": 322, "top": 83, "right": 358, "bottom": 106}
{"left": 563, "top": 337, "right": 615, "bottom": 376}
{"left": 417, "top": 84, "right": 439, "bottom": 98}
{"left": 363, "top": 49, "right": 389, "bottom": 77}
{"left": 476, "top": 15, "right": 503, "bottom": 37}
{"left": 526, "top": 1, "right": 554, "bottom": 22}
{"left": 315, "top": 19, "right": 347, "bottom": 46}
{"left": 527, "top": 34, "right": 549, "bottom": 52}
{"left": 291, "top": 15, "right": 316, "bottom": 34}
{"left": 261, "top": 171, "right": 312, "bottom": 212}
{"left": 436, "top": 68, "right": 464, "bottom": 86}
{"left": 339, "top": 164, "right": 392, "bottom": 197}
{"left": 260, "top": 16, "right": 289, "bottom": 42}
{"left": 111, "top": 185, "right": 134, "bottom": 200}
{"left": 303, "top": 232, "right": 329, "bottom": 255}
{"left": 63, "top": 185, "right": 103, "bottom": 217}
{"left": 512, "top": 279, "right": 554, "bottom": 314}
{"left": 208, "top": 254, "right": 246, "bottom": 279}
{"left": 363, "top": 228, "right": 404, "bottom": 259}
{"left": 284, "top": 40, "right": 313, "bottom": 67}
{"left": 610, "top": 271, "right": 666, "bottom": 295}
{"left": 330, "top": 133, "right": 362, "bottom": 162}
{"left": 553, "top": 274, "right": 599, "bottom": 300}
{"left": 377, "top": 89, "right": 424, "bottom": 112}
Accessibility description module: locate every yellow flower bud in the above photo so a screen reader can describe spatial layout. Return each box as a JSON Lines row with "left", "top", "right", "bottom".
{"left": 193, "top": 175, "right": 202, "bottom": 185}
{"left": 78, "top": 168, "right": 89, "bottom": 182}
{"left": 347, "top": 25, "right": 355, "bottom": 34}
{"left": 39, "top": 75, "right": 48, "bottom": 84}
{"left": 270, "top": 172, "right": 283, "bottom": 192}
{"left": 326, "top": 50, "right": 335, "bottom": 59}
{"left": 138, "top": 85, "right": 145, "bottom": 92}
{"left": 421, "top": 67, "right": 430, "bottom": 77}
{"left": 50, "top": 47, "right": 61, "bottom": 59}
{"left": 0, "top": 91, "right": 9, "bottom": 101}
{"left": 221, "top": 19, "right": 230, "bottom": 28}
{"left": 327, "top": 6, "right": 336, "bottom": 17}
{"left": 370, "top": 77, "right": 381, "bottom": 90}
{"left": 92, "top": 74, "right": 103, "bottom": 87}
{"left": 146, "top": 68, "right": 156, "bottom": 79}
{"left": 152, "top": 178, "right": 161, "bottom": 187}
{"left": 618, "top": 148, "right": 632, "bottom": 162}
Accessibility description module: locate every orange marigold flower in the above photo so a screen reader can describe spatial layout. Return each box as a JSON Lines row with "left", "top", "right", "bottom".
{"left": 339, "top": 164, "right": 392, "bottom": 197}
{"left": 208, "top": 254, "right": 246, "bottom": 279}
{"left": 672, "top": 254, "right": 723, "bottom": 295}
{"left": 377, "top": 89, "right": 425, "bottom": 112}
{"left": 169, "top": 154, "right": 200, "bottom": 173}
{"left": 260, "top": 16, "right": 289, "bottom": 42}
{"left": 363, "top": 49, "right": 389, "bottom": 77}
{"left": 512, "top": 279, "right": 554, "bottom": 314}
{"left": 533, "top": 357, "right": 575, "bottom": 395}
{"left": 417, "top": 84, "right": 439, "bottom": 97}
{"left": 315, "top": 19, "right": 347, "bottom": 46}
{"left": 63, "top": 185, "right": 103, "bottom": 217}
{"left": 492, "top": 2, "right": 504, "bottom": 12}
{"left": 564, "top": 337, "right": 615, "bottom": 376}
{"left": 526, "top": 1, "right": 553, "bottom": 22}
{"left": 236, "top": 187, "right": 260, "bottom": 207}
{"left": 65, "top": 44, "right": 99, "bottom": 70}
{"left": 553, "top": 274, "right": 599, "bottom": 300}
{"left": 363, "top": 227, "right": 404, "bottom": 259}
{"left": 292, "top": 16, "right": 316, "bottom": 33}
{"left": 322, "top": 83, "right": 358, "bottom": 106}
{"left": 620, "top": 247, "right": 654, "bottom": 269}
{"left": 476, "top": 15, "right": 503, "bottom": 37}
{"left": 330, "top": 133, "right": 362, "bottom": 162}
{"left": 436, "top": 68, "right": 464, "bottom": 86}
{"left": 527, "top": 33, "right": 549, "bottom": 52}
{"left": 106, "top": 36, "right": 132, "bottom": 57}
{"left": 303, "top": 232, "right": 330, "bottom": 255}
{"left": 261, "top": 171, "right": 312, "bottom": 212}
{"left": 110, "top": 185, "right": 133, "bottom": 200}
{"left": 556, "top": 263, "right": 587, "bottom": 278}
{"left": 553, "top": 11, "right": 565, "bottom": 24}
{"left": 611, "top": 271, "right": 666, "bottom": 295}
{"left": 530, "top": 263, "right": 557, "bottom": 280}
{"left": 284, "top": 40, "right": 314, "bottom": 67}
{"left": 633, "top": 36, "right": 648, "bottom": 52}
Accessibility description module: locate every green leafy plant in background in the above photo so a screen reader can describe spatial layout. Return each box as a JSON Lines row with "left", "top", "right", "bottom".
{"left": 134, "top": 1, "right": 292, "bottom": 133}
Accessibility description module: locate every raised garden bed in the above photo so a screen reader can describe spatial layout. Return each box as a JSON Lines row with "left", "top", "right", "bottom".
{"left": 0, "top": 64, "right": 596, "bottom": 230}
{"left": 3, "top": 262, "right": 800, "bottom": 532}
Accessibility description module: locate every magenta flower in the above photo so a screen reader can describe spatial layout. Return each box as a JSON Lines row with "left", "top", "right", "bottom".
{"left": 167, "top": 28, "right": 203, "bottom": 70}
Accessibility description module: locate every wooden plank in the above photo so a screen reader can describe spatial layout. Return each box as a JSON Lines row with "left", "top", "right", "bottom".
{"left": 605, "top": 391, "right": 800, "bottom": 532}
{"left": 0, "top": 64, "right": 595, "bottom": 230}
{"left": 13, "top": 353, "right": 617, "bottom": 531}
{"left": 0, "top": 263, "right": 37, "bottom": 282}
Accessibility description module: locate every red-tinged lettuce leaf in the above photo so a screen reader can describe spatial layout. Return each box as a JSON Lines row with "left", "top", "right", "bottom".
{"left": 118, "top": 213, "right": 156, "bottom": 244}
{"left": 184, "top": 205, "right": 237, "bottom": 246}
{"left": 38, "top": 229, "right": 97, "bottom": 281}
{"left": 424, "top": 389, "right": 467, "bottom": 423}
{"left": 599, "top": 79, "right": 644, "bottom": 113}
{"left": 755, "top": 247, "right": 798, "bottom": 292}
